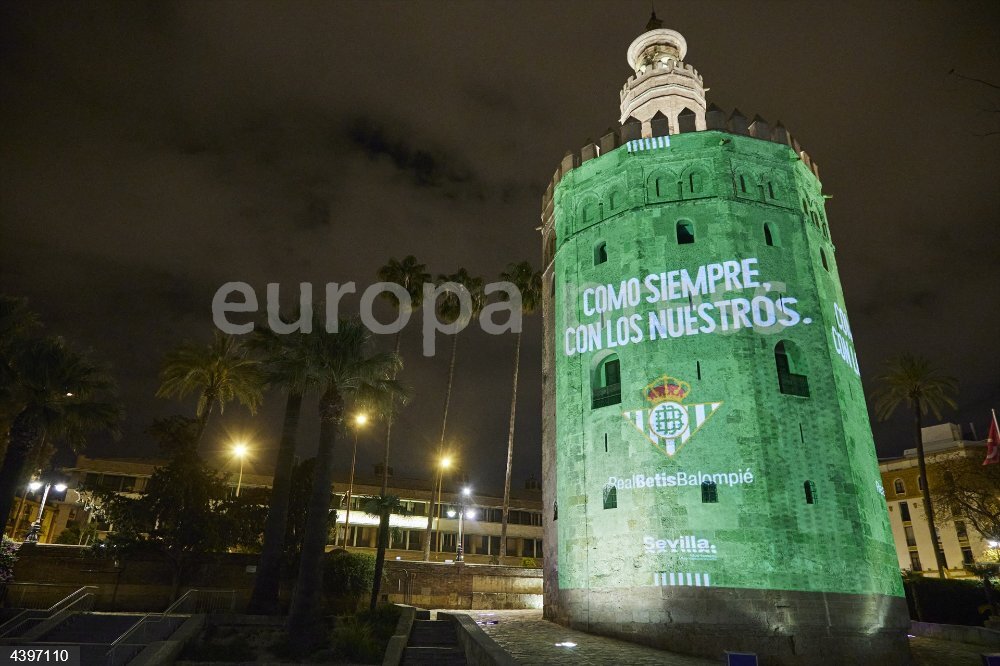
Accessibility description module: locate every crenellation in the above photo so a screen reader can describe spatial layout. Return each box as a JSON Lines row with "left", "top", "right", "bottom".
{"left": 621, "top": 116, "right": 642, "bottom": 141}
{"left": 581, "top": 141, "right": 600, "bottom": 163}
{"left": 728, "top": 109, "right": 749, "bottom": 135}
{"left": 749, "top": 115, "right": 770, "bottom": 140}
{"left": 599, "top": 127, "right": 620, "bottom": 154}
{"left": 650, "top": 111, "right": 671, "bottom": 137}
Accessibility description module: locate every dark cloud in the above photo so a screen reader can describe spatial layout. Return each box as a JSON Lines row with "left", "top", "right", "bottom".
{"left": 1, "top": 0, "right": 999, "bottom": 489}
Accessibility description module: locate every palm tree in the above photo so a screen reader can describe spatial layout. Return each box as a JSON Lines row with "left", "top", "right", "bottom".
{"left": 246, "top": 327, "right": 319, "bottom": 614}
{"left": 498, "top": 262, "right": 542, "bottom": 560}
{"left": 873, "top": 353, "right": 958, "bottom": 579}
{"left": 374, "top": 257, "right": 429, "bottom": 568}
{"left": 0, "top": 337, "right": 122, "bottom": 531}
{"left": 156, "top": 331, "right": 264, "bottom": 445}
{"left": 423, "top": 269, "right": 485, "bottom": 562}
{"left": 0, "top": 296, "right": 42, "bottom": 457}
{"left": 285, "top": 317, "right": 404, "bottom": 654}
{"left": 362, "top": 493, "right": 405, "bottom": 609}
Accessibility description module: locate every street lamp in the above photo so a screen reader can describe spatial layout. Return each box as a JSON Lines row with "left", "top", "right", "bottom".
{"left": 24, "top": 480, "right": 67, "bottom": 543}
{"left": 447, "top": 486, "right": 474, "bottom": 562}
{"left": 232, "top": 442, "right": 248, "bottom": 497}
{"left": 338, "top": 413, "right": 368, "bottom": 547}
{"left": 428, "top": 455, "right": 452, "bottom": 558}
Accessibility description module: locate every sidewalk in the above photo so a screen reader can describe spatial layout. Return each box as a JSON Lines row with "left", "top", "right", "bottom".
{"left": 463, "top": 609, "right": 989, "bottom": 665}
{"left": 465, "top": 609, "right": 714, "bottom": 665}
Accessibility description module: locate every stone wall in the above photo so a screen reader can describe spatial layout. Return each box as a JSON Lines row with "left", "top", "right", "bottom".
{"left": 382, "top": 561, "right": 542, "bottom": 610}
{"left": 4, "top": 544, "right": 542, "bottom": 613}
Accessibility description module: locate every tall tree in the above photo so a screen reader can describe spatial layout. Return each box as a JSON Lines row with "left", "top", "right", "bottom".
{"left": 363, "top": 493, "right": 404, "bottom": 610}
{"left": 155, "top": 331, "right": 264, "bottom": 444}
{"left": 286, "top": 317, "right": 404, "bottom": 654}
{"left": 247, "top": 327, "right": 319, "bottom": 614}
{"left": 423, "top": 269, "right": 484, "bottom": 562}
{"left": 0, "top": 296, "right": 42, "bottom": 460}
{"left": 874, "top": 353, "right": 958, "bottom": 578}
{"left": 375, "top": 256, "right": 429, "bottom": 571}
{"left": 498, "top": 262, "right": 542, "bottom": 560}
{"left": 0, "top": 336, "right": 121, "bottom": 532}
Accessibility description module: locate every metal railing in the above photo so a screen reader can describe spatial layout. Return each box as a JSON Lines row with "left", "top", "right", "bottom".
{"left": 0, "top": 586, "right": 97, "bottom": 640}
{"left": 103, "top": 589, "right": 236, "bottom": 666}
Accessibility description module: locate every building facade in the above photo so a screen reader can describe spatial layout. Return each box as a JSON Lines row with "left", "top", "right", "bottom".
{"left": 880, "top": 423, "right": 991, "bottom": 578}
{"left": 50, "top": 456, "right": 543, "bottom": 565}
{"left": 540, "top": 14, "right": 908, "bottom": 664}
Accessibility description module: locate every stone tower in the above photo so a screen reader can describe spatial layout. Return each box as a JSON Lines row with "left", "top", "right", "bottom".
{"left": 539, "top": 14, "right": 910, "bottom": 665}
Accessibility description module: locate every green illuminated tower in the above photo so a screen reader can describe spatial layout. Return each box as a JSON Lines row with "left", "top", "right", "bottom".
{"left": 539, "top": 15, "right": 909, "bottom": 664}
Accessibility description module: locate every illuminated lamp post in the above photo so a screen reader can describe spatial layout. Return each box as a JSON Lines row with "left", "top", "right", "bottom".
{"left": 447, "top": 486, "right": 474, "bottom": 562}
{"left": 232, "top": 442, "right": 249, "bottom": 497}
{"left": 24, "top": 480, "right": 67, "bottom": 543}
{"left": 428, "top": 455, "right": 452, "bottom": 559}
{"left": 339, "top": 413, "right": 368, "bottom": 547}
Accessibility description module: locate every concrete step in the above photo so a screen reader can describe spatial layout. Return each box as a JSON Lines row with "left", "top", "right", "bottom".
{"left": 409, "top": 619, "right": 457, "bottom": 646}
{"left": 401, "top": 646, "right": 467, "bottom": 666}
{"left": 41, "top": 613, "right": 142, "bottom": 644}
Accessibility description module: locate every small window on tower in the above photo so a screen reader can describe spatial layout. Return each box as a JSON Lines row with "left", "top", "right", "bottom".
{"left": 767, "top": 181, "right": 776, "bottom": 199}
{"left": 775, "top": 340, "right": 810, "bottom": 397}
{"left": 594, "top": 242, "right": 608, "bottom": 266}
{"left": 592, "top": 354, "right": 622, "bottom": 408}
{"left": 677, "top": 220, "right": 695, "bottom": 245}
{"left": 804, "top": 480, "right": 816, "bottom": 504}
{"left": 820, "top": 248, "right": 829, "bottom": 271}
{"left": 553, "top": 501, "right": 558, "bottom": 521}
{"left": 764, "top": 223, "right": 776, "bottom": 247}
{"left": 740, "top": 175, "right": 748, "bottom": 193}
{"left": 701, "top": 481, "right": 718, "bottom": 503}
{"left": 603, "top": 484, "right": 617, "bottom": 510}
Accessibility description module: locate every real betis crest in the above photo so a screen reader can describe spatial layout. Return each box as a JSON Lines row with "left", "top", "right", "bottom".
{"left": 623, "top": 375, "right": 722, "bottom": 458}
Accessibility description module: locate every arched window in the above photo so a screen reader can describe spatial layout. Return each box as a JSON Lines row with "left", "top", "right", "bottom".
{"left": 804, "top": 480, "right": 816, "bottom": 504}
{"left": 775, "top": 340, "right": 810, "bottom": 397}
{"left": 603, "top": 484, "right": 618, "bottom": 510}
{"left": 592, "top": 354, "right": 622, "bottom": 408}
{"left": 677, "top": 220, "right": 695, "bottom": 245}
{"left": 893, "top": 478, "right": 905, "bottom": 495}
{"left": 579, "top": 199, "right": 599, "bottom": 227}
{"left": 689, "top": 171, "right": 702, "bottom": 194}
{"left": 764, "top": 223, "right": 775, "bottom": 247}
{"left": 594, "top": 241, "right": 608, "bottom": 266}
{"left": 701, "top": 481, "right": 718, "bottom": 503}
{"left": 820, "top": 248, "right": 829, "bottom": 271}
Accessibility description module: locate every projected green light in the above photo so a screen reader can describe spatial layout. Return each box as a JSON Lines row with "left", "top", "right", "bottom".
{"left": 552, "top": 131, "right": 901, "bottom": 598}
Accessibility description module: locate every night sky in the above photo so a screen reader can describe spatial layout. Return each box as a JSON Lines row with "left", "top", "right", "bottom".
{"left": 2, "top": 1, "right": 998, "bottom": 495}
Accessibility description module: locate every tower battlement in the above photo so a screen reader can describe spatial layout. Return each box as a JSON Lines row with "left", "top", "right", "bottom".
{"left": 541, "top": 111, "right": 821, "bottom": 215}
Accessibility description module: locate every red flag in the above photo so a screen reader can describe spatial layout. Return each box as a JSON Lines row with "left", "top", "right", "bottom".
{"left": 984, "top": 410, "right": 1000, "bottom": 465}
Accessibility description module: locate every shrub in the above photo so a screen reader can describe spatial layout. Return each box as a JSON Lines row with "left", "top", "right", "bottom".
{"left": 330, "top": 616, "right": 379, "bottom": 663}
{"left": 323, "top": 550, "right": 376, "bottom": 613}
{"left": 0, "top": 537, "right": 19, "bottom": 583}
{"left": 905, "top": 575, "right": 994, "bottom": 626}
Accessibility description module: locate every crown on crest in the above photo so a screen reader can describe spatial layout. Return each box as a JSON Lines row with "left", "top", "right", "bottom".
{"left": 645, "top": 375, "right": 691, "bottom": 404}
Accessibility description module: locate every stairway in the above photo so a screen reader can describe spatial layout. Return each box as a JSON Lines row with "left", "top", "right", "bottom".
{"left": 401, "top": 619, "right": 467, "bottom": 665}
{"left": 40, "top": 612, "right": 141, "bottom": 643}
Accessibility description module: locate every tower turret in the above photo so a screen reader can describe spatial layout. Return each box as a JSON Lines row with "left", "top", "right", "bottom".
{"left": 620, "top": 14, "right": 707, "bottom": 134}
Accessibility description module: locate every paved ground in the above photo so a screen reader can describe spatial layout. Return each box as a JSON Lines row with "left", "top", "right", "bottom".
{"left": 461, "top": 609, "right": 993, "bottom": 665}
